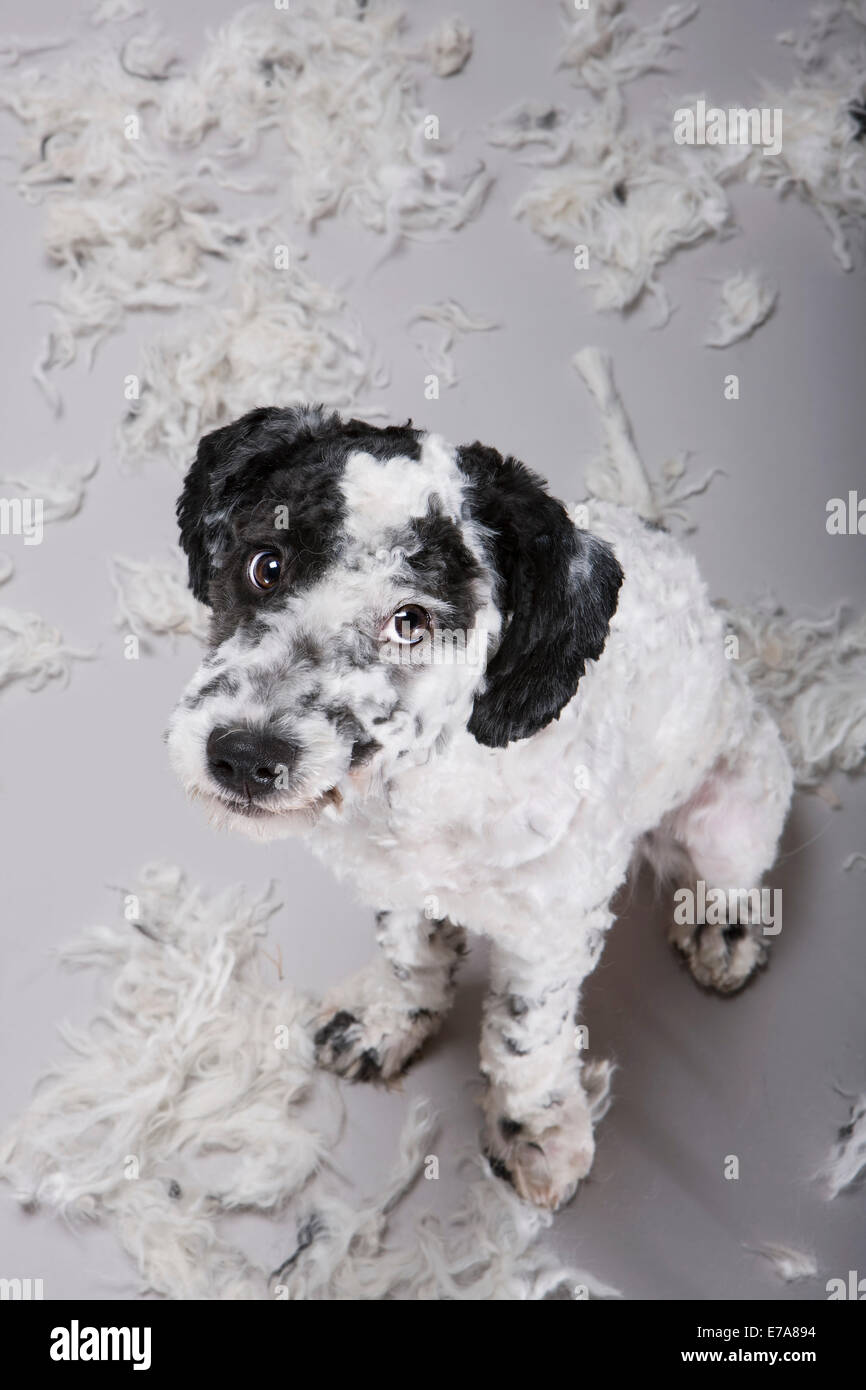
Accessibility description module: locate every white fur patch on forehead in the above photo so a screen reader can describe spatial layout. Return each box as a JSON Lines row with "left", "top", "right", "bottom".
{"left": 340, "top": 434, "right": 465, "bottom": 546}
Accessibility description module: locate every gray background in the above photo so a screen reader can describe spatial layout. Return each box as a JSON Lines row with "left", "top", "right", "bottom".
{"left": 1, "top": 0, "right": 864, "bottom": 1300}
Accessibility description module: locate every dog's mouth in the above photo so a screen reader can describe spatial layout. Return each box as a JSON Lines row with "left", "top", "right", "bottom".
{"left": 200, "top": 783, "right": 343, "bottom": 821}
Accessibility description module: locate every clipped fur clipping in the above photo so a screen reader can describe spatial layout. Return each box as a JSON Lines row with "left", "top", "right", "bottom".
{"left": 110, "top": 553, "right": 209, "bottom": 643}
{"left": 117, "top": 242, "right": 386, "bottom": 473}
{"left": 821, "top": 1094, "right": 866, "bottom": 1198}
{"left": 558, "top": 0, "right": 698, "bottom": 96}
{"left": 0, "top": 864, "right": 619, "bottom": 1301}
{"left": 502, "top": 93, "right": 732, "bottom": 325}
{"left": 0, "top": 555, "right": 94, "bottom": 693}
{"left": 493, "top": 8, "right": 866, "bottom": 325}
{"left": 0, "top": 457, "right": 97, "bottom": 524}
{"left": 704, "top": 270, "right": 778, "bottom": 347}
{"left": 0, "top": 1, "right": 490, "bottom": 404}
{"left": 90, "top": 0, "right": 145, "bottom": 25}
{"left": 0, "top": 606, "right": 92, "bottom": 693}
{"left": 720, "top": 602, "right": 866, "bottom": 788}
{"left": 409, "top": 299, "right": 498, "bottom": 388}
{"left": 725, "top": 45, "right": 866, "bottom": 272}
{"left": 573, "top": 346, "right": 722, "bottom": 529}
{"left": 424, "top": 16, "right": 473, "bottom": 77}
{"left": 747, "top": 1241, "right": 819, "bottom": 1283}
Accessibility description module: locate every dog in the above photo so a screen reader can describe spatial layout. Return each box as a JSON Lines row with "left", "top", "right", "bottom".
{"left": 167, "top": 404, "right": 793, "bottom": 1210}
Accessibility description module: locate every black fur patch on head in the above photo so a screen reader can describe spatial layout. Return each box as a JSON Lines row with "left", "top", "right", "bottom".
{"left": 457, "top": 442, "right": 623, "bottom": 748}
{"left": 177, "top": 406, "right": 423, "bottom": 611}
{"left": 396, "top": 509, "right": 484, "bottom": 630}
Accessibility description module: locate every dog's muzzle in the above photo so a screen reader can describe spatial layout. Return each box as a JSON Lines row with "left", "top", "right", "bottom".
{"left": 205, "top": 726, "right": 298, "bottom": 800}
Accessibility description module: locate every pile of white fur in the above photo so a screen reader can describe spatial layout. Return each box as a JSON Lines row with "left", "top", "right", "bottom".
{"left": 0, "top": 0, "right": 488, "bottom": 403}
{"left": 117, "top": 240, "right": 387, "bottom": 472}
{"left": 0, "top": 463, "right": 96, "bottom": 692}
{"left": 0, "top": 864, "right": 617, "bottom": 1301}
{"left": 491, "top": 91, "right": 731, "bottom": 325}
{"left": 492, "top": 0, "right": 866, "bottom": 324}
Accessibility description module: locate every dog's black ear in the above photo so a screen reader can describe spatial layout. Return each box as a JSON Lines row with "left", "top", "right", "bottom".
{"left": 177, "top": 404, "right": 336, "bottom": 604}
{"left": 458, "top": 442, "right": 623, "bottom": 749}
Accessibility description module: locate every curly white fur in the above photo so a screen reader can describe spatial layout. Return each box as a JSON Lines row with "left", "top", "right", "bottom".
{"left": 558, "top": 0, "right": 698, "bottom": 95}
{"left": 720, "top": 601, "right": 866, "bottom": 787}
{"left": 424, "top": 16, "right": 473, "bottom": 78}
{"left": 0, "top": 604, "right": 92, "bottom": 693}
{"left": 166, "top": 423, "right": 795, "bottom": 1208}
{"left": 0, "top": 1, "right": 489, "bottom": 404}
{"left": 0, "top": 863, "right": 619, "bottom": 1300}
{"left": 704, "top": 270, "right": 778, "bottom": 348}
{"left": 573, "top": 346, "right": 723, "bottom": 530}
{"left": 110, "top": 553, "right": 210, "bottom": 643}
{"left": 503, "top": 93, "right": 733, "bottom": 325}
{"left": 494, "top": 10, "right": 866, "bottom": 323}
{"left": 117, "top": 242, "right": 386, "bottom": 473}
{"left": 0, "top": 456, "right": 97, "bottom": 524}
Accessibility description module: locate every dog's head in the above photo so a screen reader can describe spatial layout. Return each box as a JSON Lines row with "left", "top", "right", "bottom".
{"left": 166, "top": 406, "right": 622, "bottom": 839}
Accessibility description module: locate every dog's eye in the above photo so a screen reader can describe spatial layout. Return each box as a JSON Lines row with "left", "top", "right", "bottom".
{"left": 384, "top": 605, "right": 431, "bottom": 645}
{"left": 247, "top": 550, "right": 282, "bottom": 591}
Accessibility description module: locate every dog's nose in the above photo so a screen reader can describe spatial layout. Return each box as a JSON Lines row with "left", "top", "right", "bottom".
{"left": 206, "top": 727, "right": 297, "bottom": 794}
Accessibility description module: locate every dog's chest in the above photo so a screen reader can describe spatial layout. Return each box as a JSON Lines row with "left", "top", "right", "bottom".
{"left": 310, "top": 730, "right": 589, "bottom": 921}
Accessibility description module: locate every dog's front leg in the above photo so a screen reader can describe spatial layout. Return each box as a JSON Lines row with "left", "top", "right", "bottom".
{"left": 481, "top": 936, "right": 600, "bottom": 1211}
{"left": 312, "top": 910, "right": 466, "bottom": 1083}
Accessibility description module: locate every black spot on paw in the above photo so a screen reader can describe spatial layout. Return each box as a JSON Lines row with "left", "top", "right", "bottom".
{"left": 484, "top": 1151, "right": 514, "bottom": 1187}
{"left": 314, "top": 1009, "right": 359, "bottom": 1053}
{"left": 722, "top": 923, "right": 748, "bottom": 943}
{"left": 350, "top": 737, "right": 380, "bottom": 769}
{"left": 354, "top": 1049, "right": 382, "bottom": 1082}
{"left": 398, "top": 1046, "right": 424, "bottom": 1077}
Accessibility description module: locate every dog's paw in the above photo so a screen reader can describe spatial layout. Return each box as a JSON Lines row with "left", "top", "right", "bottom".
{"left": 312, "top": 1000, "right": 440, "bottom": 1083}
{"left": 483, "top": 1095, "right": 596, "bottom": 1211}
{"left": 673, "top": 920, "right": 767, "bottom": 994}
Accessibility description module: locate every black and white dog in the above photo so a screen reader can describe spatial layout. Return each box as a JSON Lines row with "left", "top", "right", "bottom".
{"left": 168, "top": 405, "right": 792, "bottom": 1209}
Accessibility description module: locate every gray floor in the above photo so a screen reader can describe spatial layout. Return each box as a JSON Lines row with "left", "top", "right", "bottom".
{"left": 1, "top": 0, "right": 864, "bottom": 1300}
